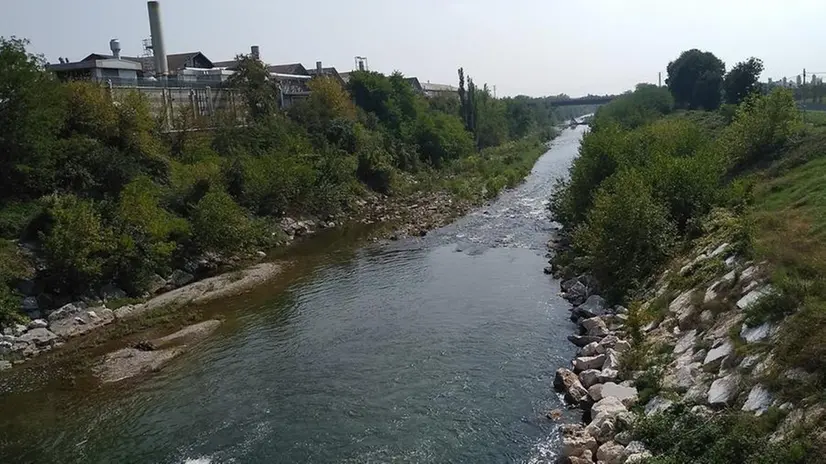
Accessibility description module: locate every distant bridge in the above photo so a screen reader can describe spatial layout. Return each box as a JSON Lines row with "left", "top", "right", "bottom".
{"left": 549, "top": 95, "right": 616, "bottom": 107}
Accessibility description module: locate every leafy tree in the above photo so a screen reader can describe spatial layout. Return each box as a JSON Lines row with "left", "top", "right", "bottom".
{"left": 573, "top": 169, "right": 676, "bottom": 303}
{"left": 229, "top": 54, "right": 279, "bottom": 121}
{"left": 666, "top": 49, "right": 725, "bottom": 110}
{"left": 724, "top": 57, "right": 764, "bottom": 105}
{"left": 723, "top": 88, "right": 802, "bottom": 169}
{"left": 0, "top": 37, "right": 66, "bottom": 199}
{"left": 190, "top": 190, "right": 256, "bottom": 254}
{"left": 39, "top": 195, "right": 117, "bottom": 292}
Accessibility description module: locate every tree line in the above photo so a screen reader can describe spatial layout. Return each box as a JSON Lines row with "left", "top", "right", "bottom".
{"left": 0, "top": 36, "right": 574, "bottom": 324}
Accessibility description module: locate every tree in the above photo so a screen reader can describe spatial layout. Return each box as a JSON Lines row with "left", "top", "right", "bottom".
{"left": 724, "top": 58, "right": 764, "bottom": 105}
{"left": 0, "top": 37, "right": 66, "bottom": 199}
{"left": 228, "top": 54, "right": 279, "bottom": 121}
{"left": 666, "top": 49, "right": 725, "bottom": 110}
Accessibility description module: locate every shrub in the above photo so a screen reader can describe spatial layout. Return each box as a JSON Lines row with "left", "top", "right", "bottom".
{"left": 415, "top": 112, "right": 475, "bottom": 166}
{"left": 0, "top": 201, "right": 41, "bottom": 239}
{"left": 573, "top": 169, "right": 677, "bottom": 303}
{"left": 723, "top": 89, "right": 803, "bottom": 170}
{"left": 112, "top": 176, "right": 190, "bottom": 293}
{"left": 39, "top": 195, "right": 117, "bottom": 292}
{"left": 190, "top": 190, "right": 257, "bottom": 254}
{"left": 592, "top": 84, "right": 674, "bottom": 131}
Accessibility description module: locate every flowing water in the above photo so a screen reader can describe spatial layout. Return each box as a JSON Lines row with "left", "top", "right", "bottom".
{"left": 0, "top": 126, "right": 587, "bottom": 464}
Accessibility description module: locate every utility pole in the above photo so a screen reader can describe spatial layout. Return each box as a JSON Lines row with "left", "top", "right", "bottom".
{"left": 658, "top": 72, "right": 662, "bottom": 87}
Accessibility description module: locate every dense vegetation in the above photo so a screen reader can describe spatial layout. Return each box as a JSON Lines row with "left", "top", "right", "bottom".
{"left": 0, "top": 37, "right": 582, "bottom": 325}
{"left": 551, "top": 48, "right": 826, "bottom": 461}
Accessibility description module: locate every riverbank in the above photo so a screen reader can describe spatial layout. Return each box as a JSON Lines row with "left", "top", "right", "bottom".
{"left": 0, "top": 134, "right": 555, "bottom": 374}
{"left": 546, "top": 84, "right": 826, "bottom": 461}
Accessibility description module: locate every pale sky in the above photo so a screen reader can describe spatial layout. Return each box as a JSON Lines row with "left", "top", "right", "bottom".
{"left": 3, "top": 0, "right": 825, "bottom": 97}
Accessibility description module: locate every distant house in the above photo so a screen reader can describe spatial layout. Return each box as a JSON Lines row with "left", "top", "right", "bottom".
{"left": 405, "top": 77, "right": 423, "bottom": 93}
{"left": 268, "top": 63, "right": 309, "bottom": 76}
{"left": 307, "top": 63, "right": 345, "bottom": 87}
{"left": 47, "top": 55, "right": 142, "bottom": 83}
{"left": 421, "top": 82, "right": 458, "bottom": 98}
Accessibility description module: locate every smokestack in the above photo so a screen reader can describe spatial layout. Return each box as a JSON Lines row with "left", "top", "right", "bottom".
{"left": 316, "top": 61, "right": 323, "bottom": 75}
{"left": 147, "top": 1, "right": 169, "bottom": 76}
{"left": 110, "top": 39, "right": 121, "bottom": 59}
{"left": 251, "top": 45, "right": 260, "bottom": 60}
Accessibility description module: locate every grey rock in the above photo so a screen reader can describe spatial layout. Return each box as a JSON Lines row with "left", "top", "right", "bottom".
{"left": 737, "top": 285, "right": 774, "bottom": 310}
{"left": 27, "top": 319, "right": 48, "bottom": 330}
{"left": 569, "top": 335, "right": 604, "bottom": 347}
{"left": 48, "top": 302, "right": 85, "bottom": 322}
{"left": 593, "top": 382, "right": 638, "bottom": 407}
{"left": 725, "top": 255, "right": 737, "bottom": 268}
{"left": 573, "top": 295, "right": 609, "bottom": 320}
{"left": 0, "top": 360, "right": 11, "bottom": 371}
{"left": 50, "top": 307, "right": 114, "bottom": 338}
{"left": 145, "top": 274, "right": 167, "bottom": 295}
{"left": 561, "top": 277, "right": 579, "bottom": 293}
{"left": 586, "top": 412, "right": 619, "bottom": 443}
{"left": 20, "top": 296, "right": 38, "bottom": 312}
{"left": 708, "top": 374, "right": 741, "bottom": 406}
{"left": 603, "top": 349, "right": 621, "bottom": 371}
{"left": 12, "top": 324, "right": 27, "bottom": 337}
{"left": 669, "top": 290, "right": 694, "bottom": 316}
{"left": 555, "top": 368, "right": 590, "bottom": 405}
{"left": 663, "top": 362, "right": 702, "bottom": 393}
{"left": 0, "top": 341, "right": 12, "bottom": 355}
{"left": 692, "top": 349, "right": 708, "bottom": 363}
{"left": 645, "top": 396, "right": 674, "bottom": 416}
{"left": 169, "top": 270, "right": 195, "bottom": 288}
{"left": 741, "top": 322, "right": 775, "bottom": 343}
{"left": 740, "top": 354, "right": 761, "bottom": 370}
{"left": 579, "top": 369, "right": 602, "bottom": 389}
{"left": 743, "top": 385, "right": 772, "bottom": 415}
{"left": 710, "top": 242, "right": 730, "bottom": 258}
{"left": 623, "top": 442, "right": 651, "bottom": 463}
{"left": 596, "top": 441, "right": 625, "bottom": 464}
{"left": 574, "top": 354, "right": 606, "bottom": 372}
{"left": 565, "top": 281, "right": 588, "bottom": 305}
{"left": 581, "top": 317, "right": 610, "bottom": 338}
{"left": 561, "top": 423, "right": 598, "bottom": 459}
{"left": 99, "top": 283, "right": 127, "bottom": 302}
{"left": 599, "top": 368, "right": 619, "bottom": 383}
{"left": 740, "top": 265, "right": 760, "bottom": 284}
{"left": 592, "top": 396, "right": 628, "bottom": 418}
{"left": 703, "top": 340, "right": 734, "bottom": 371}
{"left": 673, "top": 329, "right": 697, "bottom": 355}
{"left": 614, "top": 306, "right": 629, "bottom": 315}
{"left": 613, "top": 339, "right": 632, "bottom": 353}
{"left": 581, "top": 341, "right": 605, "bottom": 357}
{"left": 17, "top": 328, "right": 57, "bottom": 347}
{"left": 614, "top": 430, "right": 633, "bottom": 446}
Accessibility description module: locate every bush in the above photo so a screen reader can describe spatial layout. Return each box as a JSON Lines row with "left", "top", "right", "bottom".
{"left": 573, "top": 170, "right": 677, "bottom": 303}
{"left": 592, "top": 84, "right": 674, "bottom": 131}
{"left": 0, "top": 201, "right": 41, "bottom": 239}
{"left": 636, "top": 406, "right": 811, "bottom": 463}
{"left": 190, "top": 190, "right": 257, "bottom": 254}
{"left": 112, "top": 176, "right": 190, "bottom": 293}
{"left": 39, "top": 195, "right": 117, "bottom": 292}
{"left": 723, "top": 89, "right": 803, "bottom": 170}
{"left": 415, "top": 112, "right": 475, "bottom": 166}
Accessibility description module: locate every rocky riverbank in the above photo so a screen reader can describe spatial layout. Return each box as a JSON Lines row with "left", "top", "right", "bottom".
{"left": 550, "top": 273, "right": 652, "bottom": 463}
{"left": 546, "top": 221, "right": 811, "bottom": 462}
{"left": 0, "top": 187, "right": 474, "bottom": 374}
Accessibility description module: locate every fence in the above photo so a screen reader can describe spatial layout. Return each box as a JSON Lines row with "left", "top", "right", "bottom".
{"left": 110, "top": 85, "right": 244, "bottom": 129}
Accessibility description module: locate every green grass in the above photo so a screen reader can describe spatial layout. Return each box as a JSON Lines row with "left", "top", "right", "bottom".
{"left": 802, "top": 110, "right": 826, "bottom": 128}
{"left": 750, "top": 132, "right": 826, "bottom": 397}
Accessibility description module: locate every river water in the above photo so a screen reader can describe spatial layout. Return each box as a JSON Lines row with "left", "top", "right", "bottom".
{"left": 0, "top": 125, "right": 587, "bottom": 464}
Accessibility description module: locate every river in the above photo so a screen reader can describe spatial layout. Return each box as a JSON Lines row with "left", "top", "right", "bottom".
{"left": 0, "top": 125, "right": 587, "bottom": 464}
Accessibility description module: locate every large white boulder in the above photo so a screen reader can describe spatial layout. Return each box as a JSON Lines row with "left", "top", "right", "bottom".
{"left": 708, "top": 374, "right": 741, "bottom": 406}
{"left": 742, "top": 384, "right": 772, "bottom": 415}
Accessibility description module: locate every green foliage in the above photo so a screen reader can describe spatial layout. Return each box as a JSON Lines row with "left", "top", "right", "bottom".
{"left": 592, "top": 84, "right": 674, "bottom": 131}
{"left": 415, "top": 112, "right": 475, "bottom": 166}
{"left": 39, "top": 195, "right": 116, "bottom": 292}
{"left": 190, "top": 190, "right": 257, "bottom": 254}
{"left": 666, "top": 49, "right": 726, "bottom": 110}
{"left": 573, "top": 170, "right": 677, "bottom": 303}
{"left": 228, "top": 54, "right": 279, "bottom": 121}
{"left": 112, "top": 176, "right": 190, "bottom": 293}
{"left": 0, "top": 202, "right": 41, "bottom": 239}
{"left": 0, "top": 37, "right": 66, "bottom": 200}
{"left": 636, "top": 406, "right": 812, "bottom": 463}
{"left": 723, "top": 89, "right": 803, "bottom": 170}
{"left": 724, "top": 57, "right": 764, "bottom": 105}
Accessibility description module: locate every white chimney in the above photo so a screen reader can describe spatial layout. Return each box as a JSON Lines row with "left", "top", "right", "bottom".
{"left": 109, "top": 39, "right": 121, "bottom": 59}
{"left": 147, "top": 1, "right": 169, "bottom": 76}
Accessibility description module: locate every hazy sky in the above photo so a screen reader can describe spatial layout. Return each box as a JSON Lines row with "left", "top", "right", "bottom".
{"left": 3, "top": 0, "right": 825, "bottom": 97}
